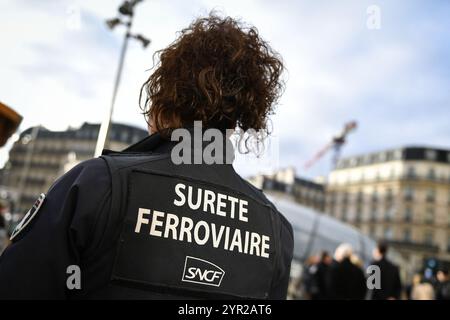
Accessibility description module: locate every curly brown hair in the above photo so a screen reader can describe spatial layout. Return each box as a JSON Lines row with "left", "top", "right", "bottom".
{"left": 140, "top": 13, "right": 284, "bottom": 140}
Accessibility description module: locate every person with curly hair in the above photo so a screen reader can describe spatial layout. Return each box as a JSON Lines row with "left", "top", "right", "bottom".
{"left": 141, "top": 15, "right": 283, "bottom": 138}
{"left": 0, "top": 13, "right": 293, "bottom": 300}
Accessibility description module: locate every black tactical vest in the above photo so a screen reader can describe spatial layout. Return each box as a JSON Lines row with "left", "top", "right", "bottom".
{"left": 100, "top": 136, "right": 286, "bottom": 299}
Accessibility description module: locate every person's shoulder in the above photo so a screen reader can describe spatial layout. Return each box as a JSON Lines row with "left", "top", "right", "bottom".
{"left": 329, "top": 260, "right": 340, "bottom": 269}
{"left": 77, "top": 157, "right": 110, "bottom": 172}
{"left": 66, "top": 157, "right": 109, "bottom": 180}
{"left": 382, "top": 257, "right": 398, "bottom": 270}
{"left": 101, "top": 151, "right": 170, "bottom": 170}
{"left": 49, "top": 157, "right": 111, "bottom": 195}
{"left": 391, "top": 260, "right": 401, "bottom": 272}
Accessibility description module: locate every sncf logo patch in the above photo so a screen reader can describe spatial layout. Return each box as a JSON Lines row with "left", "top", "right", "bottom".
{"left": 182, "top": 256, "right": 225, "bottom": 287}
{"left": 10, "top": 193, "right": 46, "bottom": 241}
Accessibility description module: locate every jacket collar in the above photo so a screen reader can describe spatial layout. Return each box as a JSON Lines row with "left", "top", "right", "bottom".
{"left": 103, "top": 128, "right": 235, "bottom": 163}
{"left": 122, "top": 132, "right": 175, "bottom": 154}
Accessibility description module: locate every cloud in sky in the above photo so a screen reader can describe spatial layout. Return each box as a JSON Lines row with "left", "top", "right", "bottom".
{"left": 0, "top": 0, "right": 449, "bottom": 178}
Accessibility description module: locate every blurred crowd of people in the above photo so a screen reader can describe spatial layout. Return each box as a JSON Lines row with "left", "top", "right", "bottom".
{"left": 405, "top": 269, "right": 450, "bottom": 300}
{"left": 296, "top": 242, "right": 450, "bottom": 300}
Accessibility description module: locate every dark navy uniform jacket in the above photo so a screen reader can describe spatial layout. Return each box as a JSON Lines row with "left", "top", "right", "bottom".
{"left": 0, "top": 132, "right": 293, "bottom": 299}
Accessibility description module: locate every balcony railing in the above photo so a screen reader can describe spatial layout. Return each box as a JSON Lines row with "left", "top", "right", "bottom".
{"left": 403, "top": 194, "right": 414, "bottom": 201}
{"left": 329, "top": 174, "right": 450, "bottom": 186}
{"left": 385, "top": 240, "right": 439, "bottom": 253}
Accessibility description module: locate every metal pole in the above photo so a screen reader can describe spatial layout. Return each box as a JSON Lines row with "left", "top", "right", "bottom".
{"left": 94, "top": 17, "right": 133, "bottom": 157}
{"left": 17, "top": 126, "right": 40, "bottom": 210}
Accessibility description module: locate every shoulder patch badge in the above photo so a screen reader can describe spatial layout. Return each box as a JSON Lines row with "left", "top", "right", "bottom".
{"left": 10, "top": 193, "right": 46, "bottom": 241}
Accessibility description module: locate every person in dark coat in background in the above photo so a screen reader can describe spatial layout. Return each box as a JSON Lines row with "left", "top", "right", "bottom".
{"left": 327, "top": 244, "right": 367, "bottom": 300}
{"left": 369, "top": 242, "right": 402, "bottom": 300}
{"left": 302, "top": 255, "right": 319, "bottom": 299}
{"left": 435, "top": 269, "right": 450, "bottom": 300}
{"left": 311, "top": 251, "right": 332, "bottom": 300}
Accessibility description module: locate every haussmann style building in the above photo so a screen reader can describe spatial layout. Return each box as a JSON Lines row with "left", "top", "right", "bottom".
{"left": 0, "top": 122, "right": 147, "bottom": 214}
{"left": 325, "top": 146, "right": 450, "bottom": 276}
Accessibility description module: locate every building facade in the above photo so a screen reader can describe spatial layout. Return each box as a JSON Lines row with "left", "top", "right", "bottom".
{"left": 248, "top": 167, "right": 326, "bottom": 212}
{"left": 0, "top": 122, "right": 147, "bottom": 214}
{"left": 326, "top": 146, "right": 450, "bottom": 275}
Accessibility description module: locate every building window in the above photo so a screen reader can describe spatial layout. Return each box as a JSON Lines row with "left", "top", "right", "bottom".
{"left": 389, "top": 168, "right": 396, "bottom": 179}
{"left": 406, "top": 166, "right": 416, "bottom": 179}
{"left": 386, "top": 151, "right": 394, "bottom": 161}
{"left": 384, "top": 227, "right": 393, "bottom": 240}
{"left": 369, "top": 226, "right": 376, "bottom": 238}
{"left": 121, "top": 131, "right": 129, "bottom": 143}
{"left": 404, "top": 207, "right": 413, "bottom": 222}
{"left": 404, "top": 228, "right": 411, "bottom": 242}
{"left": 372, "top": 189, "right": 378, "bottom": 203}
{"left": 425, "top": 208, "right": 434, "bottom": 224}
{"left": 385, "top": 205, "right": 395, "bottom": 222}
{"left": 132, "top": 134, "right": 140, "bottom": 143}
{"left": 425, "top": 150, "right": 437, "bottom": 161}
{"left": 355, "top": 209, "right": 362, "bottom": 222}
{"left": 426, "top": 188, "right": 435, "bottom": 202}
{"left": 385, "top": 188, "right": 394, "bottom": 202}
{"left": 371, "top": 207, "right": 377, "bottom": 222}
{"left": 341, "top": 193, "right": 349, "bottom": 215}
{"left": 92, "top": 128, "right": 99, "bottom": 139}
{"left": 424, "top": 231, "right": 434, "bottom": 246}
{"left": 375, "top": 171, "right": 381, "bottom": 181}
{"left": 110, "top": 131, "right": 117, "bottom": 141}
{"left": 356, "top": 190, "right": 363, "bottom": 204}
{"left": 328, "top": 192, "right": 336, "bottom": 205}
{"left": 403, "top": 186, "right": 414, "bottom": 201}
{"left": 356, "top": 191, "right": 363, "bottom": 222}
{"left": 427, "top": 168, "right": 436, "bottom": 181}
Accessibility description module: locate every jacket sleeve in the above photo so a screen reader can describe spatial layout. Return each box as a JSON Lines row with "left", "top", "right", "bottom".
{"left": 0, "top": 158, "right": 111, "bottom": 299}
{"left": 268, "top": 214, "right": 294, "bottom": 299}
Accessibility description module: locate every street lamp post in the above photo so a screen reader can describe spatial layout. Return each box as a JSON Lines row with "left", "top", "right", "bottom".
{"left": 13, "top": 125, "right": 40, "bottom": 213}
{"left": 94, "top": 0, "right": 150, "bottom": 157}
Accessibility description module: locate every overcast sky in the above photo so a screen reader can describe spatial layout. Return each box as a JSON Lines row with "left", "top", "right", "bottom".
{"left": 1, "top": 0, "right": 449, "bottom": 178}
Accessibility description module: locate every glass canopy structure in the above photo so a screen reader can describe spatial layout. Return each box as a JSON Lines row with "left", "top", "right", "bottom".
{"left": 270, "top": 197, "right": 377, "bottom": 265}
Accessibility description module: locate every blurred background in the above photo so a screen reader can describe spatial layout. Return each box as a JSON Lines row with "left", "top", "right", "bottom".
{"left": 0, "top": 0, "right": 449, "bottom": 299}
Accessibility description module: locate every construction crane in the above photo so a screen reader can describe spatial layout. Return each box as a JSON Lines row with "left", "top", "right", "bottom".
{"left": 303, "top": 121, "right": 357, "bottom": 170}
